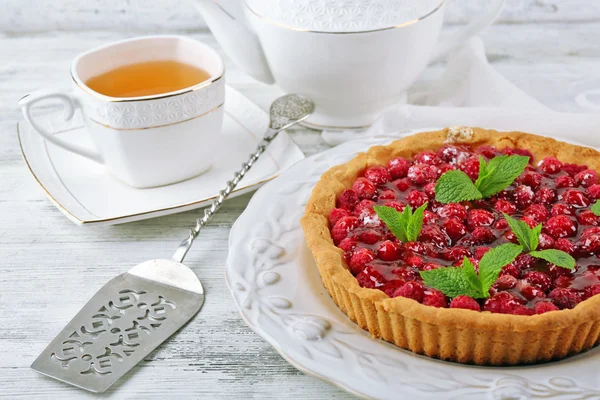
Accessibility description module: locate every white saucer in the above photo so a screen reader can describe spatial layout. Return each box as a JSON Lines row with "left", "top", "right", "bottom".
{"left": 18, "top": 86, "right": 305, "bottom": 225}
{"left": 226, "top": 133, "right": 600, "bottom": 400}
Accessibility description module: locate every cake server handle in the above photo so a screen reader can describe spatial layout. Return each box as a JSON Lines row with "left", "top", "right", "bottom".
{"left": 172, "top": 94, "right": 314, "bottom": 263}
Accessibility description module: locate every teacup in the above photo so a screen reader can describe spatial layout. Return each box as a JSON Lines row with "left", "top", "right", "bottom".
{"left": 19, "top": 35, "right": 225, "bottom": 188}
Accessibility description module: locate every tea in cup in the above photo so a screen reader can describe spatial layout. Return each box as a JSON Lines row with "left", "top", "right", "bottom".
{"left": 19, "top": 35, "right": 225, "bottom": 188}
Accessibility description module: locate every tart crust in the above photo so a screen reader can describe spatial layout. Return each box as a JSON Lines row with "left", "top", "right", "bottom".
{"left": 301, "top": 127, "right": 600, "bottom": 365}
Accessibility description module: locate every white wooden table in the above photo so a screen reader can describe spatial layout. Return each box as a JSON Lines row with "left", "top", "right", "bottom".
{"left": 1, "top": 1, "right": 600, "bottom": 398}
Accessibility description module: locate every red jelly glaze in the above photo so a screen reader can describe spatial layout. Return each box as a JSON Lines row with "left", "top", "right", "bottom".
{"left": 331, "top": 145, "right": 600, "bottom": 315}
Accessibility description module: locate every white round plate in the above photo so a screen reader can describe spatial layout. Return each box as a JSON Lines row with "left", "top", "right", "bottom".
{"left": 226, "top": 133, "right": 600, "bottom": 400}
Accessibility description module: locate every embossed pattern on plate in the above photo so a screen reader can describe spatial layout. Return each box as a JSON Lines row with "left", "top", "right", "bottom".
{"left": 226, "top": 132, "right": 600, "bottom": 400}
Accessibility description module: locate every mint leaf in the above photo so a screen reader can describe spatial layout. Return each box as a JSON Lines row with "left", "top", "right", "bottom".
{"left": 420, "top": 264, "right": 483, "bottom": 298}
{"left": 476, "top": 155, "right": 529, "bottom": 197}
{"left": 462, "top": 258, "right": 484, "bottom": 297}
{"left": 530, "top": 249, "right": 576, "bottom": 270}
{"left": 374, "top": 205, "right": 407, "bottom": 242}
{"left": 374, "top": 204, "right": 428, "bottom": 243}
{"left": 406, "top": 203, "right": 427, "bottom": 242}
{"left": 478, "top": 243, "right": 523, "bottom": 293}
{"left": 503, "top": 213, "right": 538, "bottom": 252}
{"left": 435, "top": 170, "right": 482, "bottom": 204}
{"left": 592, "top": 200, "right": 600, "bottom": 216}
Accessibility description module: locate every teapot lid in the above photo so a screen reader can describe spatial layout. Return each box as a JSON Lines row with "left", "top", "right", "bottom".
{"left": 245, "top": 0, "right": 444, "bottom": 33}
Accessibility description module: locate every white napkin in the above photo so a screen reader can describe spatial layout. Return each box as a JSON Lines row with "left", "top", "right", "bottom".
{"left": 321, "top": 37, "right": 600, "bottom": 147}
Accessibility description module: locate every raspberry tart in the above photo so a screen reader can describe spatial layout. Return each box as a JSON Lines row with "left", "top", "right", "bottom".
{"left": 301, "top": 127, "right": 600, "bottom": 365}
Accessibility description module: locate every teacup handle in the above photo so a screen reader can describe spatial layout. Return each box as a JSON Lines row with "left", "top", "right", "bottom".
{"left": 18, "top": 89, "right": 104, "bottom": 164}
{"left": 431, "top": 0, "right": 505, "bottom": 61}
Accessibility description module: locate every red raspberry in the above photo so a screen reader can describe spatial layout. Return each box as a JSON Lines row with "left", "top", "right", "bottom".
{"left": 551, "top": 202, "right": 574, "bottom": 216}
{"left": 352, "top": 178, "right": 377, "bottom": 200}
{"left": 407, "top": 164, "right": 437, "bottom": 185}
{"left": 500, "top": 263, "right": 521, "bottom": 279}
{"left": 423, "top": 210, "right": 438, "bottom": 225}
{"left": 387, "top": 157, "right": 411, "bottom": 179}
{"left": 354, "top": 199, "right": 376, "bottom": 217}
{"left": 471, "top": 227, "right": 496, "bottom": 244}
{"left": 483, "top": 292, "right": 528, "bottom": 314}
{"left": 442, "top": 246, "right": 471, "bottom": 261}
{"left": 358, "top": 229, "right": 385, "bottom": 244}
{"left": 407, "top": 190, "right": 429, "bottom": 208}
{"left": 422, "top": 289, "right": 448, "bottom": 308}
{"left": 438, "top": 145, "right": 471, "bottom": 163}
{"left": 521, "top": 215, "right": 539, "bottom": 228}
{"left": 437, "top": 163, "right": 455, "bottom": 177}
{"left": 365, "top": 166, "right": 391, "bottom": 186}
{"left": 534, "top": 301, "right": 559, "bottom": 314}
{"left": 473, "top": 246, "right": 491, "bottom": 260}
{"left": 544, "top": 215, "right": 577, "bottom": 238}
{"left": 563, "top": 163, "right": 588, "bottom": 177}
{"left": 383, "top": 200, "right": 406, "bottom": 212}
{"left": 537, "top": 233, "right": 555, "bottom": 250}
{"left": 523, "top": 271, "right": 552, "bottom": 291}
{"left": 349, "top": 248, "right": 376, "bottom": 274}
{"left": 476, "top": 145, "right": 498, "bottom": 159}
{"left": 420, "top": 262, "right": 441, "bottom": 271}
{"left": 585, "top": 283, "right": 600, "bottom": 298}
{"left": 404, "top": 241, "right": 429, "bottom": 255}
{"left": 329, "top": 208, "right": 350, "bottom": 225}
{"left": 582, "top": 227, "right": 600, "bottom": 238}
{"left": 393, "top": 178, "right": 410, "bottom": 192}
{"left": 575, "top": 169, "right": 598, "bottom": 188}
{"left": 338, "top": 238, "right": 358, "bottom": 252}
{"left": 467, "top": 209, "right": 495, "bottom": 229}
{"left": 393, "top": 281, "right": 425, "bottom": 302}
{"left": 378, "top": 189, "right": 396, "bottom": 200}
{"left": 494, "top": 274, "right": 518, "bottom": 290}
{"left": 578, "top": 210, "right": 599, "bottom": 226}
{"left": 502, "top": 147, "right": 533, "bottom": 161}
{"left": 494, "top": 199, "right": 516, "bottom": 214}
{"left": 548, "top": 287, "right": 581, "bottom": 309}
{"left": 578, "top": 233, "right": 600, "bottom": 254}
{"left": 535, "top": 188, "right": 557, "bottom": 205}
{"left": 524, "top": 204, "right": 549, "bottom": 223}
{"left": 442, "top": 218, "right": 467, "bottom": 241}
{"left": 355, "top": 266, "right": 387, "bottom": 289}
{"left": 331, "top": 216, "right": 359, "bottom": 244}
{"left": 548, "top": 264, "right": 573, "bottom": 280}
{"left": 405, "top": 255, "right": 425, "bottom": 269}
{"left": 338, "top": 189, "right": 359, "bottom": 210}
{"left": 414, "top": 151, "right": 441, "bottom": 166}
{"left": 423, "top": 182, "right": 436, "bottom": 199}
{"left": 539, "top": 157, "right": 562, "bottom": 174}
{"left": 438, "top": 203, "right": 468, "bottom": 220}
{"left": 514, "top": 185, "right": 535, "bottom": 209}
{"left": 518, "top": 281, "right": 546, "bottom": 301}
{"left": 555, "top": 175, "right": 576, "bottom": 189}
{"left": 450, "top": 295, "right": 481, "bottom": 311}
{"left": 391, "top": 267, "right": 419, "bottom": 282}
{"left": 520, "top": 171, "right": 543, "bottom": 189}
{"left": 560, "top": 189, "right": 590, "bottom": 208}
{"left": 419, "top": 225, "right": 448, "bottom": 247}
{"left": 377, "top": 240, "right": 402, "bottom": 261}
{"left": 494, "top": 218, "right": 508, "bottom": 230}
{"left": 553, "top": 275, "right": 573, "bottom": 288}
{"left": 586, "top": 184, "right": 600, "bottom": 200}
{"left": 381, "top": 280, "right": 405, "bottom": 297}
{"left": 458, "top": 157, "right": 480, "bottom": 181}
{"left": 554, "top": 238, "right": 576, "bottom": 255}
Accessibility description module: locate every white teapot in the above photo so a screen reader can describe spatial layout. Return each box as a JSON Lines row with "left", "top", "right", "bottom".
{"left": 195, "top": 0, "right": 504, "bottom": 129}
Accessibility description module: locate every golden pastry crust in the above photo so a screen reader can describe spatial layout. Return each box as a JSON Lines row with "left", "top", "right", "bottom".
{"left": 301, "top": 127, "right": 600, "bottom": 365}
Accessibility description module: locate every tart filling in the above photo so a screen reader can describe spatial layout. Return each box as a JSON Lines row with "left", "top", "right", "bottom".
{"left": 329, "top": 143, "right": 600, "bottom": 315}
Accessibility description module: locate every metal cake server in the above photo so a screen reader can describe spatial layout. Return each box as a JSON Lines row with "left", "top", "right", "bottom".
{"left": 31, "top": 94, "right": 314, "bottom": 393}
